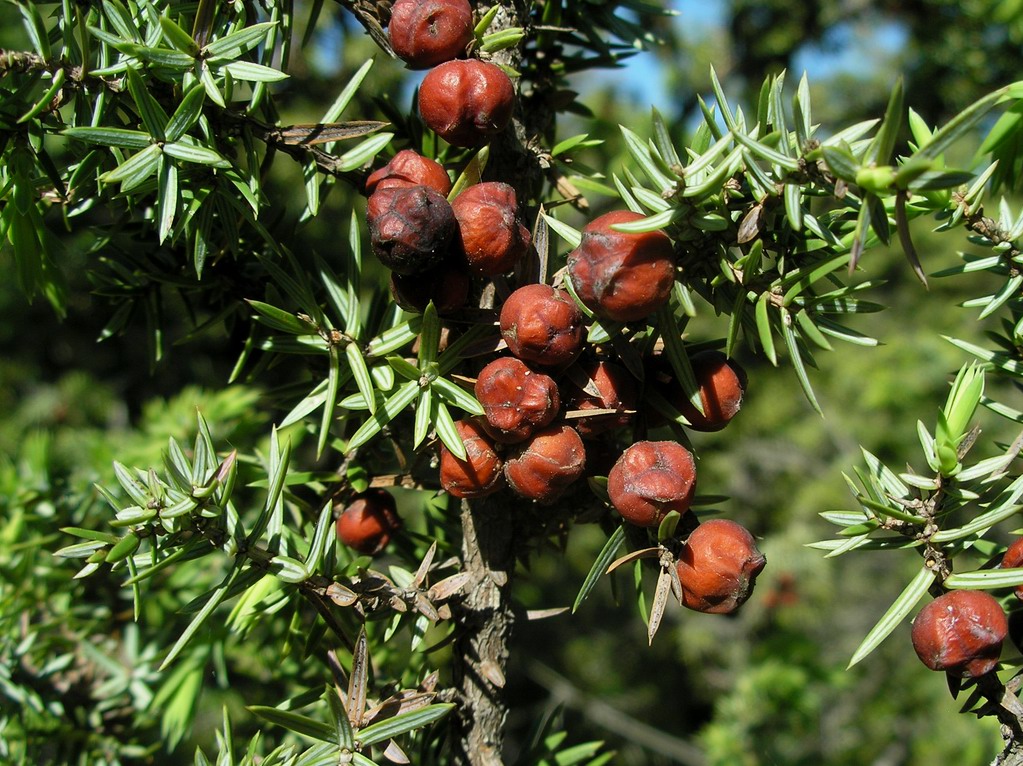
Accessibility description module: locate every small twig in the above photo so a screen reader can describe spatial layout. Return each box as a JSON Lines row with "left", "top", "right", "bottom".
{"left": 976, "top": 673, "right": 1023, "bottom": 765}
{"left": 0, "top": 48, "right": 124, "bottom": 117}
{"left": 328, "top": 0, "right": 396, "bottom": 57}
{"left": 215, "top": 110, "right": 370, "bottom": 187}
{"left": 2, "top": 47, "right": 375, "bottom": 191}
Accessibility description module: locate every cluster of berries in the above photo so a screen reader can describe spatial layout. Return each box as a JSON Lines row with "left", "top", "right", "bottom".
{"left": 363, "top": 0, "right": 522, "bottom": 314}
{"left": 389, "top": 0, "right": 514, "bottom": 147}
{"left": 336, "top": 0, "right": 766, "bottom": 618}
{"left": 366, "top": 150, "right": 529, "bottom": 313}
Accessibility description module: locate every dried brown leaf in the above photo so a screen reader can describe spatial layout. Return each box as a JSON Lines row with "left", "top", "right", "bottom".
{"left": 737, "top": 204, "right": 764, "bottom": 244}
{"left": 427, "top": 572, "right": 471, "bottom": 602}
{"left": 480, "top": 659, "right": 506, "bottom": 688}
{"left": 327, "top": 582, "right": 358, "bottom": 607}
{"left": 414, "top": 593, "right": 441, "bottom": 622}
{"left": 419, "top": 671, "right": 439, "bottom": 693}
{"left": 383, "top": 740, "right": 411, "bottom": 764}
{"left": 525, "top": 607, "right": 570, "bottom": 620}
{"left": 278, "top": 121, "right": 389, "bottom": 145}
{"left": 647, "top": 567, "right": 672, "bottom": 645}
{"left": 412, "top": 541, "right": 437, "bottom": 588}
{"left": 564, "top": 364, "right": 603, "bottom": 397}
{"left": 364, "top": 690, "right": 437, "bottom": 724}
{"left": 562, "top": 407, "right": 624, "bottom": 420}
{"left": 669, "top": 560, "right": 683, "bottom": 604}
{"left": 349, "top": 629, "right": 369, "bottom": 728}
{"left": 389, "top": 595, "right": 408, "bottom": 613}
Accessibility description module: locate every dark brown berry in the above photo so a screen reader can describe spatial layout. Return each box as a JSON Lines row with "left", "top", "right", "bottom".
{"left": 475, "top": 357, "right": 561, "bottom": 443}
{"left": 451, "top": 182, "right": 531, "bottom": 276}
{"left": 335, "top": 489, "right": 401, "bottom": 555}
{"left": 499, "top": 284, "right": 585, "bottom": 368}
{"left": 504, "top": 424, "right": 586, "bottom": 503}
{"left": 388, "top": 0, "right": 474, "bottom": 69}
{"left": 367, "top": 185, "right": 457, "bottom": 275}
{"left": 439, "top": 419, "right": 505, "bottom": 498}
{"left": 911, "top": 590, "right": 1008, "bottom": 678}
{"left": 567, "top": 210, "right": 676, "bottom": 322}
{"left": 366, "top": 149, "right": 452, "bottom": 196}
{"left": 419, "top": 59, "right": 515, "bottom": 147}
{"left": 389, "top": 258, "right": 471, "bottom": 314}
{"left": 607, "top": 441, "right": 696, "bottom": 527}
{"left": 676, "top": 519, "right": 766, "bottom": 614}
{"left": 563, "top": 361, "right": 636, "bottom": 437}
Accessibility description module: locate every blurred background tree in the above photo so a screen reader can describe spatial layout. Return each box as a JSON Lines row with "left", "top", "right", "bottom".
{"left": 2, "top": 2, "right": 1021, "bottom": 765}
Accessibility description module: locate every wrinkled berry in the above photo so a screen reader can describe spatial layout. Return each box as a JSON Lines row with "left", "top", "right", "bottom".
{"left": 504, "top": 424, "right": 586, "bottom": 503}
{"left": 607, "top": 441, "right": 696, "bottom": 527}
{"left": 367, "top": 185, "right": 457, "bottom": 275}
{"left": 500, "top": 284, "right": 584, "bottom": 367}
{"left": 388, "top": 0, "right": 474, "bottom": 69}
{"left": 335, "top": 489, "right": 401, "bottom": 555}
{"left": 567, "top": 210, "right": 676, "bottom": 322}
{"left": 676, "top": 519, "right": 766, "bottom": 614}
{"left": 452, "top": 182, "right": 531, "bottom": 276}
{"left": 419, "top": 59, "right": 515, "bottom": 147}
{"left": 475, "top": 357, "right": 560, "bottom": 443}
{"left": 366, "top": 149, "right": 452, "bottom": 196}
{"left": 439, "top": 419, "right": 505, "bottom": 498}
{"left": 911, "top": 590, "right": 1008, "bottom": 678}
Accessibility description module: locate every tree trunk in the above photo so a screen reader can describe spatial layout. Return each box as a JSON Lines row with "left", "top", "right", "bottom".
{"left": 995, "top": 740, "right": 1023, "bottom": 766}
{"left": 451, "top": 496, "right": 517, "bottom": 766}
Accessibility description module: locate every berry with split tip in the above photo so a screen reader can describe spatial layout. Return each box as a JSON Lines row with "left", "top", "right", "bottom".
{"left": 911, "top": 589, "right": 1008, "bottom": 678}
{"left": 504, "top": 424, "right": 586, "bottom": 503}
{"left": 500, "top": 284, "right": 584, "bottom": 368}
{"left": 1000, "top": 537, "right": 1023, "bottom": 601}
{"left": 389, "top": 258, "right": 471, "bottom": 315}
{"left": 676, "top": 519, "right": 766, "bottom": 614}
{"left": 388, "top": 0, "right": 474, "bottom": 69}
{"left": 567, "top": 210, "right": 676, "bottom": 322}
{"left": 563, "top": 360, "right": 636, "bottom": 438}
{"left": 335, "top": 489, "right": 401, "bottom": 555}
{"left": 607, "top": 440, "right": 696, "bottom": 527}
{"left": 475, "top": 357, "right": 560, "bottom": 443}
{"left": 451, "top": 182, "right": 531, "bottom": 276}
{"left": 419, "top": 59, "right": 515, "bottom": 147}
{"left": 439, "top": 419, "right": 505, "bottom": 498}
{"left": 366, "top": 149, "right": 452, "bottom": 197}
{"left": 367, "top": 185, "right": 457, "bottom": 275}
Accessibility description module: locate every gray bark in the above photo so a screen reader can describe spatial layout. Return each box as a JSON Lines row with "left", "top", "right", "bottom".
{"left": 451, "top": 496, "right": 517, "bottom": 766}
